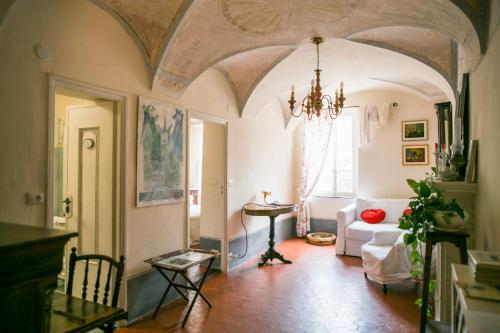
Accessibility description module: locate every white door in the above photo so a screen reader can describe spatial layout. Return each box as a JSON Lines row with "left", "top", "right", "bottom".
{"left": 199, "top": 121, "right": 226, "bottom": 269}
{"left": 63, "top": 102, "right": 116, "bottom": 299}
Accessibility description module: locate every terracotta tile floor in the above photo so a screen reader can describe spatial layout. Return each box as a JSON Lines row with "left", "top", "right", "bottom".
{"left": 124, "top": 238, "right": 420, "bottom": 333}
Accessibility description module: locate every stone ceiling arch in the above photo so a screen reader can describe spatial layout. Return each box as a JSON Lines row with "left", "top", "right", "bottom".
{"left": 347, "top": 25, "right": 459, "bottom": 91}
{"left": 150, "top": 0, "right": 483, "bottom": 99}
{"left": 3, "top": 1, "right": 488, "bottom": 96}
{"left": 239, "top": 37, "right": 455, "bottom": 126}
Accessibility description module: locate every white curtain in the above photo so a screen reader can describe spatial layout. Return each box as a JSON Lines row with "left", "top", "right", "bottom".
{"left": 296, "top": 115, "right": 333, "bottom": 237}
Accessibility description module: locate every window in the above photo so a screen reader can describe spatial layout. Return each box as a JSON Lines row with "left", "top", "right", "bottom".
{"left": 314, "top": 108, "right": 358, "bottom": 197}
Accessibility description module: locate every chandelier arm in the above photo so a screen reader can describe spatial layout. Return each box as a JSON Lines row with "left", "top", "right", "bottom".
{"left": 289, "top": 97, "right": 303, "bottom": 118}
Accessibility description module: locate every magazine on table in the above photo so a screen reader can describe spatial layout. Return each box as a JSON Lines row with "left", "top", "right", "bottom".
{"left": 158, "top": 251, "right": 214, "bottom": 269}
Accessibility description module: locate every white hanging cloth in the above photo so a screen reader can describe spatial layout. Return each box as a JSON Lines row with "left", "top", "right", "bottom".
{"left": 375, "top": 103, "right": 391, "bottom": 128}
{"left": 358, "top": 105, "right": 375, "bottom": 147}
{"left": 358, "top": 103, "right": 394, "bottom": 147}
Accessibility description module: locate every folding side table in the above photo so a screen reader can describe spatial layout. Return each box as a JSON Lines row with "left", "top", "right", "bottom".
{"left": 145, "top": 249, "right": 216, "bottom": 327}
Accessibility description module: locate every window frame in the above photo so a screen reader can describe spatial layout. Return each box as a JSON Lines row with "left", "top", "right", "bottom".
{"left": 313, "top": 108, "right": 358, "bottom": 198}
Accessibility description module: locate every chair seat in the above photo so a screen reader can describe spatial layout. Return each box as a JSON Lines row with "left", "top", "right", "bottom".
{"left": 346, "top": 221, "right": 400, "bottom": 242}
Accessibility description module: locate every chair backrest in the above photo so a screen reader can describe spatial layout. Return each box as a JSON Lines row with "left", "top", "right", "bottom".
{"left": 66, "top": 247, "right": 125, "bottom": 308}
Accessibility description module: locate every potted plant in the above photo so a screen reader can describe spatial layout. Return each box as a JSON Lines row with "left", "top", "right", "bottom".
{"left": 398, "top": 176, "right": 466, "bottom": 316}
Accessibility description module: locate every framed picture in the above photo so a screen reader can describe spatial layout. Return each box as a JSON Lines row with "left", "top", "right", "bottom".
{"left": 402, "top": 120, "right": 428, "bottom": 141}
{"left": 136, "top": 96, "right": 185, "bottom": 207}
{"left": 402, "top": 144, "right": 428, "bottom": 165}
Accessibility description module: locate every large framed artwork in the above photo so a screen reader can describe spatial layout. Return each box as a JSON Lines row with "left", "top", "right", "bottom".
{"left": 402, "top": 144, "right": 428, "bottom": 166}
{"left": 402, "top": 120, "right": 428, "bottom": 141}
{"left": 137, "top": 97, "right": 185, "bottom": 207}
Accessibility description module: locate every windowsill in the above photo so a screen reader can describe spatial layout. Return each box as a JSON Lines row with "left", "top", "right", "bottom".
{"left": 312, "top": 193, "right": 356, "bottom": 199}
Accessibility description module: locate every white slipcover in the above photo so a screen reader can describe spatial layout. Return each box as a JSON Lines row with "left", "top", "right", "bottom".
{"left": 361, "top": 230, "right": 412, "bottom": 285}
{"left": 336, "top": 198, "right": 410, "bottom": 256}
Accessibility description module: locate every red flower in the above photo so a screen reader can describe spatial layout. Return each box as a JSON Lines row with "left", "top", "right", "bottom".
{"left": 403, "top": 208, "right": 412, "bottom": 216}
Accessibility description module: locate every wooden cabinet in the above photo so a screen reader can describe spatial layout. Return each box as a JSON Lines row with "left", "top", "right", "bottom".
{"left": 0, "top": 222, "right": 77, "bottom": 333}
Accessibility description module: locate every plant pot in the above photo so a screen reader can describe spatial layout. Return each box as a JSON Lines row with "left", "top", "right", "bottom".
{"left": 432, "top": 210, "right": 469, "bottom": 231}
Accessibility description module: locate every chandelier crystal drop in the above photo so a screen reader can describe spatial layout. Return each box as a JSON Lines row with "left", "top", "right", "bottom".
{"left": 288, "top": 37, "right": 346, "bottom": 120}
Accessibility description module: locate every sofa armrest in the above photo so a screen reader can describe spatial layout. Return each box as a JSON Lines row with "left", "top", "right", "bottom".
{"left": 336, "top": 203, "right": 356, "bottom": 255}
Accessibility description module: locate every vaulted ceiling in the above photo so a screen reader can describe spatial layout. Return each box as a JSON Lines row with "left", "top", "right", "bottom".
{"left": 4, "top": 0, "right": 488, "bottom": 119}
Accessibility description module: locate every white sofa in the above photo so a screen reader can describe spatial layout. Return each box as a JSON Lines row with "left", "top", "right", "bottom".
{"left": 336, "top": 198, "right": 410, "bottom": 256}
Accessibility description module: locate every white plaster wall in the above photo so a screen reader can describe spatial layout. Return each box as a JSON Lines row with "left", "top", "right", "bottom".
{"left": 182, "top": 70, "right": 296, "bottom": 239}
{"left": 295, "top": 90, "right": 438, "bottom": 219}
{"left": 0, "top": 0, "right": 187, "bottom": 276}
{"left": 0, "top": 0, "right": 296, "bottom": 276}
{"left": 469, "top": 24, "right": 500, "bottom": 251}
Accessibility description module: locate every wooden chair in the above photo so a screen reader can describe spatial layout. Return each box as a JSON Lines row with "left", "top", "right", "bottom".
{"left": 66, "top": 247, "right": 126, "bottom": 331}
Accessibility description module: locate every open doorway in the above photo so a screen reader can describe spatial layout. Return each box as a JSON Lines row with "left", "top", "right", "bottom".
{"left": 48, "top": 77, "right": 125, "bottom": 300}
{"left": 187, "top": 112, "right": 227, "bottom": 271}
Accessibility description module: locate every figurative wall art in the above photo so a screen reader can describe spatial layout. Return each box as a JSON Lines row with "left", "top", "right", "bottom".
{"left": 137, "top": 97, "right": 184, "bottom": 207}
{"left": 402, "top": 120, "right": 428, "bottom": 141}
{"left": 402, "top": 144, "right": 428, "bottom": 165}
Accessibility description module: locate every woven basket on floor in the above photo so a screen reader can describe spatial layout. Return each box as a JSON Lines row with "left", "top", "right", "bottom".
{"left": 306, "top": 232, "right": 336, "bottom": 246}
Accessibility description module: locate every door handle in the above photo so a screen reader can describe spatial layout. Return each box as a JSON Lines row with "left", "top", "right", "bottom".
{"left": 63, "top": 194, "right": 73, "bottom": 218}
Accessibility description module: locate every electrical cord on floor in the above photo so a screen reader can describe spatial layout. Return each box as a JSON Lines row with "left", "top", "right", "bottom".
{"left": 233, "top": 201, "right": 296, "bottom": 259}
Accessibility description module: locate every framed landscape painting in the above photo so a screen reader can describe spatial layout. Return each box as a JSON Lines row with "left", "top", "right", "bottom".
{"left": 402, "top": 120, "right": 428, "bottom": 141}
{"left": 136, "top": 96, "right": 185, "bottom": 207}
{"left": 402, "top": 144, "right": 428, "bottom": 166}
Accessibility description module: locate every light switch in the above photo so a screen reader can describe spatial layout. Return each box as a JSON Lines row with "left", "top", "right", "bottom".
{"left": 228, "top": 179, "right": 233, "bottom": 187}
{"left": 25, "top": 192, "right": 45, "bottom": 205}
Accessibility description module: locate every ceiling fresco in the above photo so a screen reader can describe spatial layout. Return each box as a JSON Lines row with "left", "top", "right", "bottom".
{"left": 78, "top": 0, "right": 490, "bottom": 116}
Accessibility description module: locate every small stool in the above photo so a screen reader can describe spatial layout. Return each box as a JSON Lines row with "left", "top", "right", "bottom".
{"left": 420, "top": 229, "right": 468, "bottom": 333}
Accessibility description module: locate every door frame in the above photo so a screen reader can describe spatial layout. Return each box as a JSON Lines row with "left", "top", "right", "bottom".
{"left": 46, "top": 74, "right": 128, "bottom": 302}
{"left": 186, "top": 110, "right": 229, "bottom": 272}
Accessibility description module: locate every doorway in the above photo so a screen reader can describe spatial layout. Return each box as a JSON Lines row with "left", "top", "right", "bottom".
{"left": 48, "top": 77, "right": 126, "bottom": 301}
{"left": 187, "top": 112, "right": 228, "bottom": 271}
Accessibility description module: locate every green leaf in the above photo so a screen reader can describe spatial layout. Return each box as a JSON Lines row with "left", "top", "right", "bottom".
{"left": 410, "top": 249, "right": 421, "bottom": 262}
{"left": 415, "top": 298, "right": 422, "bottom": 307}
{"left": 419, "top": 181, "right": 432, "bottom": 198}
{"left": 407, "top": 179, "right": 419, "bottom": 195}
{"left": 404, "top": 233, "right": 416, "bottom": 245}
{"left": 399, "top": 221, "right": 412, "bottom": 230}
{"left": 429, "top": 280, "right": 436, "bottom": 292}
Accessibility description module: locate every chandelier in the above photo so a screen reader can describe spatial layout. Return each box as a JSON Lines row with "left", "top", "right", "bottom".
{"left": 288, "top": 37, "right": 346, "bottom": 120}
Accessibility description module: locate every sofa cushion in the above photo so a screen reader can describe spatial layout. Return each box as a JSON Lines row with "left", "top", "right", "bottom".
{"left": 346, "top": 221, "right": 401, "bottom": 242}
{"left": 355, "top": 198, "right": 410, "bottom": 223}
{"left": 361, "top": 209, "right": 386, "bottom": 224}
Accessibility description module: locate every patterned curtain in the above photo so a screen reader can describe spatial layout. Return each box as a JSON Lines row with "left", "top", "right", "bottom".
{"left": 296, "top": 115, "right": 333, "bottom": 237}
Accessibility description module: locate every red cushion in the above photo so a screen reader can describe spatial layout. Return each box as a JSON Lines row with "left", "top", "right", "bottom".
{"left": 361, "top": 209, "right": 386, "bottom": 224}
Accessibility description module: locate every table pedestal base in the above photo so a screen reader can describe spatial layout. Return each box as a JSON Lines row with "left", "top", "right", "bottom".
{"left": 258, "top": 215, "right": 292, "bottom": 267}
{"left": 258, "top": 248, "right": 292, "bottom": 267}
